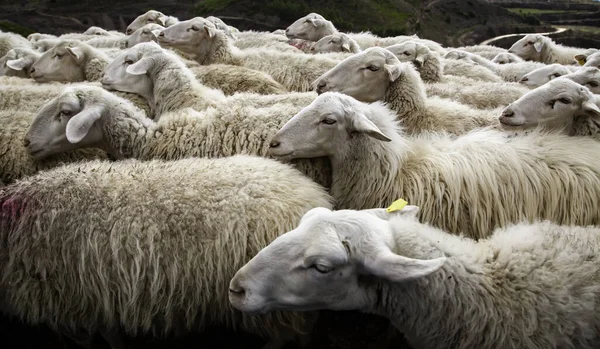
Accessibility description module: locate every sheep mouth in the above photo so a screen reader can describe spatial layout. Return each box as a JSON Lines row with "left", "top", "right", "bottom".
{"left": 499, "top": 116, "right": 524, "bottom": 127}
{"left": 27, "top": 147, "right": 46, "bottom": 159}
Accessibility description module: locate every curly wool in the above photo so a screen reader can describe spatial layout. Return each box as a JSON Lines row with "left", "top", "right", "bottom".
{"left": 424, "top": 81, "right": 529, "bottom": 110}
{"left": 384, "top": 63, "right": 503, "bottom": 135}
{"left": 0, "top": 33, "right": 31, "bottom": 57}
{"left": 328, "top": 102, "right": 600, "bottom": 239}
{"left": 0, "top": 155, "right": 333, "bottom": 339}
{"left": 373, "top": 218, "right": 600, "bottom": 349}
{"left": 0, "top": 110, "right": 108, "bottom": 184}
{"left": 190, "top": 64, "right": 288, "bottom": 96}
{"left": 458, "top": 51, "right": 546, "bottom": 82}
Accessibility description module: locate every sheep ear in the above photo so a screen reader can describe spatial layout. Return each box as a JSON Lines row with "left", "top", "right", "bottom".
{"left": 341, "top": 43, "right": 350, "bottom": 52}
{"left": 66, "top": 46, "right": 84, "bottom": 61}
{"left": 352, "top": 112, "right": 392, "bottom": 142}
{"left": 151, "top": 29, "right": 162, "bottom": 39}
{"left": 583, "top": 100, "right": 600, "bottom": 121}
{"left": 384, "top": 64, "right": 403, "bottom": 82}
{"left": 533, "top": 40, "right": 544, "bottom": 53}
{"left": 362, "top": 205, "right": 420, "bottom": 221}
{"left": 300, "top": 207, "right": 332, "bottom": 223}
{"left": 156, "top": 15, "right": 168, "bottom": 26}
{"left": 6, "top": 58, "right": 29, "bottom": 71}
{"left": 204, "top": 25, "right": 217, "bottom": 38}
{"left": 574, "top": 54, "right": 587, "bottom": 65}
{"left": 126, "top": 56, "right": 153, "bottom": 75}
{"left": 65, "top": 106, "right": 104, "bottom": 144}
{"left": 364, "top": 249, "right": 447, "bottom": 283}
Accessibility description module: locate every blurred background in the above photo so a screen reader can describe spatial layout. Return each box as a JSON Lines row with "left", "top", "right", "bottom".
{"left": 0, "top": 0, "right": 599, "bottom": 48}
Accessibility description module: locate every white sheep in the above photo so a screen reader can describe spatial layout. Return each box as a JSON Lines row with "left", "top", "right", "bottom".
{"left": 230, "top": 205, "right": 600, "bottom": 349}
{"left": 27, "top": 32, "right": 57, "bottom": 43}
{"left": 444, "top": 49, "right": 546, "bottom": 82}
{"left": 508, "top": 34, "right": 588, "bottom": 65}
{"left": 491, "top": 52, "right": 524, "bottom": 64}
{"left": 267, "top": 91, "right": 600, "bottom": 239}
{"left": 24, "top": 84, "right": 331, "bottom": 188}
{"left": 205, "top": 16, "right": 238, "bottom": 39}
{"left": 0, "top": 32, "right": 32, "bottom": 57}
{"left": 499, "top": 78, "right": 600, "bottom": 139}
{"left": 231, "top": 30, "right": 299, "bottom": 53}
{"left": 285, "top": 13, "right": 445, "bottom": 54}
{"left": 310, "top": 33, "right": 361, "bottom": 54}
{"left": 582, "top": 52, "right": 600, "bottom": 69}
{"left": 0, "top": 108, "right": 109, "bottom": 184}
{"left": 561, "top": 66, "right": 600, "bottom": 94}
{"left": 156, "top": 18, "right": 339, "bottom": 92}
{"left": 455, "top": 44, "right": 507, "bottom": 59}
{"left": 386, "top": 42, "right": 503, "bottom": 82}
{"left": 82, "top": 26, "right": 125, "bottom": 37}
{"left": 0, "top": 155, "right": 333, "bottom": 349}
{"left": 519, "top": 63, "right": 579, "bottom": 88}
{"left": 126, "top": 9, "right": 179, "bottom": 35}
{"left": 313, "top": 47, "right": 503, "bottom": 135}
{"left": 121, "top": 23, "right": 165, "bottom": 49}
{"left": 0, "top": 47, "right": 40, "bottom": 78}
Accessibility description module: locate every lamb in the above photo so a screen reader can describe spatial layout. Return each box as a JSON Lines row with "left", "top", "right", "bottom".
{"left": 313, "top": 48, "right": 503, "bottom": 135}
{"left": 310, "top": 33, "right": 362, "bottom": 54}
{"left": 508, "top": 34, "right": 588, "bottom": 65}
{"left": 385, "top": 42, "right": 503, "bottom": 82}
{"left": 0, "top": 109, "right": 109, "bottom": 184}
{"left": 444, "top": 49, "right": 546, "bottom": 82}
{"left": 121, "top": 23, "right": 165, "bottom": 49}
{"left": 519, "top": 63, "right": 579, "bottom": 88}
{"left": 156, "top": 18, "right": 339, "bottom": 92}
{"left": 24, "top": 85, "right": 331, "bottom": 188}
{"left": 267, "top": 91, "right": 600, "bottom": 239}
{"left": 126, "top": 9, "right": 179, "bottom": 35}
{"left": 230, "top": 205, "right": 600, "bottom": 349}
{"left": 499, "top": 78, "right": 600, "bottom": 140}
{"left": 0, "top": 47, "right": 40, "bottom": 78}
{"left": 0, "top": 32, "right": 32, "bottom": 57}
{"left": 491, "top": 52, "right": 524, "bottom": 64}
{"left": 0, "top": 155, "right": 333, "bottom": 348}
{"left": 285, "top": 13, "right": 445, "bottom": 54}
{"left": 582, "top": 52, "right": 600, "bottom": 69}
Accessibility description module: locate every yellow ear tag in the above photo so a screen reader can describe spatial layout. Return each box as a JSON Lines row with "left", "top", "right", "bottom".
{"left": 386, "top": 198, "right": 408, "bottom": 213}
{"left": 577, "top": 58, "right": 586, "bottom": 66}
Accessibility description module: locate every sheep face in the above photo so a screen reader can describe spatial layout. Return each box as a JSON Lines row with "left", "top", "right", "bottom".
{"left": 385, "top": 41, "right": 429, "bottom": 68}
{"left": 312, "top": 47, "right": 402, "bottom": 103}
{"left": 499, "top": 78, "right": 600, "bottom": 131}
{"left": 519, "top": 64, "right": 571, "bottom": 88}
{"left": 269, "top": 92, "right": 392, "bottom": 161}
{"left": 29, "top": 41, "right": 86, "bottom": 82}
{"left": 508, "top": 34, "right": 546, "bottom": 61}
{"left": 126, "top": 10, "right": 169, "bottom": 35}
{"left": 311, "top": 33, "right": 352, "bottom": 53}
{"left": 0, "top": 48, "right": 36, "bottom": 78}
{"left": 101, "top": 44, "right": 157, "bottom": 95}
{"left": 583, "top": 52, "right": 600, "bottom": 69}
{"left": 563, "top": 67, "right": 600, "bottom": 94}
{"left": 285, "top": 13, "right": 335, "bottom": 41}
{"left": 83, "top": 26, "right": 110, "bottom": 36}
{"left": 122, "top": 23, "right": 164, "bottom": 49}
{"left": 24, "top": 86, "right": 106, "bottom": 160}
{"left": 229, "top": 205, "right": 445, "bottom": 315}
{"left": 491, "top": 52, "right": 524, "bottom": 64}
{"left": 156, "top": 17, "right": 216, "bottom": 52}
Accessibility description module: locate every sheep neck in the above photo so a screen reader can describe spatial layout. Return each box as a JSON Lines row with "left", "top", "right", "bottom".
{"left": 195, "top": 32, "right": 243, "bottom": 66}
{"left": 82, "top": 49, "right": 110, "bottom": 82}
{"left": 328, "top": 119, "right": 409, "bottom": 209}
{"left": 100, "top": 103, "right": 155, "bottom": 159}
{"left": 419, "top": 54, "right": 443, "bottom": 83}
{"left": 384, "top": 67, "right": 427, "bottom": 132}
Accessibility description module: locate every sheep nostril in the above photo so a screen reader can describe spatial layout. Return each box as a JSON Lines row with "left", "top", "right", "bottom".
{"left": 159, "top": 32, "right": 164, "bottom": 37}
{"left": 29, "top": 67, "right": 35, "bottom": 74}
{"left": 502, "top": 110, "right": 515, "bottom": 118}
{"left": 229, "top": 287, "right": 245, "bottom": 295}
{"left": 520, "top": 77, "right": 529, "bottom": 82}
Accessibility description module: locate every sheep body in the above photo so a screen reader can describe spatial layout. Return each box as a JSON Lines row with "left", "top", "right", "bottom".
{"left": 446, "top": 49, "right": 546, "bottom": 82}
{"left": 509, "top": 34, "right": 588, "bottom": 65}
{"left": 190, "top": 64, "right": 288, "bottom": 95}
{"left": 0, "top": 155, "right": 333, "bottom": 341}
{"left": 270, "top": 92, "right": 600, "bottom": 239}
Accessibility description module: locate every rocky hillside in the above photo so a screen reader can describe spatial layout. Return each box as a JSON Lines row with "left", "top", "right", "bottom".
{"left": 1, "top": 0, "right": 547, "bottom": 46}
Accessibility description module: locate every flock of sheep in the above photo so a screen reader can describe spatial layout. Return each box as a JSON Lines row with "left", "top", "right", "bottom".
{"left": 1, "top": 8, "right": 600, "bottom": 349}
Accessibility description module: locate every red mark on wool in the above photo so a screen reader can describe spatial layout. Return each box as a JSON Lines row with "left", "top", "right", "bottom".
{"left": 0, "top": 193, "right": 30, "bottom": 229}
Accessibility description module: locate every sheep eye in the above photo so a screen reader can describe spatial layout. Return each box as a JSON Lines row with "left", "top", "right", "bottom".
{"left": 312, "top": 264, "right": 333, "bottom": 274}
{"left": 321, "top": 118, "right": 336, "bottom": 125}
{"left": 403, "top": 51, "right": 411, "bottom": 56}
{"left": 367, "top": 65, "right": 380, "bottom": 71}
{"left": 147, "top": 19, "right": 154, "bottom": 23}
{"left": 60, "top": 110, "right": 72, "bottom": 117}
{"left": 550, "top": 73, "right": 561, "bottom": 78}
{"left": 54, "top": 54, "right": 62, "bottom": 59}
{"left": 588, "top": 81, "right": 599, "bottom": 88}
{"left": 124, "top": 59, "right": 134, "bottom": 65}
{"left": 191, "top": 25, "right": 200, "bottom": 31}
{"left": 558, "top": 98, "right": 572, "bottom": 104}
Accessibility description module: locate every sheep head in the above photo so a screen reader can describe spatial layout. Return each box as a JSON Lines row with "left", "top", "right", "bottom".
{"left": 508, "top": 34, "right": 547, "bottom": 61}
{"left": 285, "top": 13, "right": 336, "bottom": 41}
{"left": 127, "top": 9, "right": 170, "bottom": 35}
{"left": 122, "top": 23, "right": 165, "bottom": 49}
{"left": 385, "top": 41, "right": 431, "bottom": 68}
{"left": 312, "top": 47, "right": 403, "bottom": 103}
{"left": 29, "top": 40, "right": 90, "bottom": 82}
{"left": 310, "top": 33, "right": 357, "bottom": 54}
{"left": 518, "top": 64, "right": 571, "bottom": 88}
{"left": 0, "top": 48, "right": 39, "bottom": 78}
{"left": 156, "top": 17, "right": 217, "bottom": 54}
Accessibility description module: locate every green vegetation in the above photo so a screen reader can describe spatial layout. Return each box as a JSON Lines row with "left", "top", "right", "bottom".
{"left": 196, "top": 0, "right": 414, "bottom": 36}
{"left": 507, "top": 8, "right": 573, "bottom": 15}
{"left": 563, "top": 25, "right": 600, "bottom": 34}
{"left": 0, "top": 20, "right": 35, "bottom": 37}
